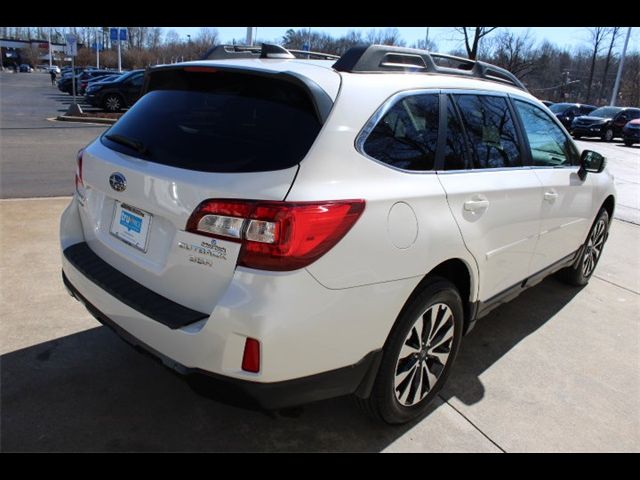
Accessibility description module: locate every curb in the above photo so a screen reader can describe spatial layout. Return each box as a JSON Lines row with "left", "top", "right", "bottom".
{"left": 55, "top": 115, "right": 117, "bottom": 125}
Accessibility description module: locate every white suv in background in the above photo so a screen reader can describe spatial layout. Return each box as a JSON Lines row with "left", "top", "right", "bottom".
{"left": 60, "top": 44, "right": 616, "bottom": 424}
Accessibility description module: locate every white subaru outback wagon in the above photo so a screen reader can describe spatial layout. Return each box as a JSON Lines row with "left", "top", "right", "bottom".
{"left": 60, "top": 44, "right": 616, "bottom": 424}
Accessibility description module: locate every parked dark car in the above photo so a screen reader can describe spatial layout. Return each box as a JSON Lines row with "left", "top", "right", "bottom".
{"left": 622, "top": 119, "right": 640, "bottom": 147}
{"left": 548, "top": 103, "right": 597, "bottom": 130}
{"left": 19, "top": 64, "right": 33, "bottom": 72}
{"left": 77, "top": 70, "right": 119, "bottom": 95}
{"left": 84, "top": 69, "right": 145, "bottom": 112}
{"left": 572, "top": 106, "right": 640, "bottom": 141}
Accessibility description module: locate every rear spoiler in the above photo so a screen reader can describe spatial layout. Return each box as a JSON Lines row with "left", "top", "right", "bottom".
{"left": 141, "top": 64, "right": 334, "bottom": 124}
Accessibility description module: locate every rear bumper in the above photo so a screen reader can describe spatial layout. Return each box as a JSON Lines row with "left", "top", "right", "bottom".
{"left": 62, "top": 269, "right": 381, "bottom": 409}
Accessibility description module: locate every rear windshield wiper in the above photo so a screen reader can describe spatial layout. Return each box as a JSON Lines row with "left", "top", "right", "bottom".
{"left": 105, "top": 134, "right": 149, "bottom": 155}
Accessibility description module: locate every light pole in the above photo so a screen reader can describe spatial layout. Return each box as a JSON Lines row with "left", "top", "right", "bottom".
{"left": 187, "top": 34, "right": 191, "bottom": 60}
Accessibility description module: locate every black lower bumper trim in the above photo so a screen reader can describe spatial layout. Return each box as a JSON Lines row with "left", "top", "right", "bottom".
{"left": 62, "top": 270, "right": 382, "bottom": 410}
{"left": 63, "top": 242, "right": 208, "bottom": 329}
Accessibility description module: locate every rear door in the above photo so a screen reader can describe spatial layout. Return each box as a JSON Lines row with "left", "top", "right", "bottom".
{"left": 437, "top": 92, "right": 542, "bottom": 302}
{"left": 78, "top": 67, "right": 334, "bottom": 313}
{"left": 512, "top": 98, "right": 595, "bottom": 272}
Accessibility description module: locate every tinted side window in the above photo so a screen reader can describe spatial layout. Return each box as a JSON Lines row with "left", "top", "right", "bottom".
{"left": 514, "top": 100, "right": 579, "bottom": 167}
{"left": 362, "top": 94, "right": 439, "bottom": 171}
{"left": 129, "top": 74, "right": 144, "bottom": 87}
{"left": 453, "top": 94, "right": 522, "bottom": 169}
{"left": 627, "top": 110, "right": 640, "bottom": 120}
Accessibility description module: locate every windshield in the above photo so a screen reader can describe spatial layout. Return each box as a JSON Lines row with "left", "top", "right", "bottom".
{"left": 549, "top": 103, "right": 572, "bottom": 114}
{"left": 588, "top": 107, "right": 622, "bottom": 118}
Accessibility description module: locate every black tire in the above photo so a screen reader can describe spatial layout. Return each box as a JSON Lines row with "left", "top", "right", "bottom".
{"left": 602, "top": 128, "right": 614, "bottom": 142}
{"left": 356, "top": 277, "right": 464, "bottom": 424}
{"left": 624, "top": 140, "right": 634, "bottom": 147}
{"left": 573, "top": 134, "right": 582, "bottom": 140}
{"left": 103, "top": 94, "right": 123, "bottom": 112}
{"left": 558, "top": 208, "right": 610, "bottom": 286}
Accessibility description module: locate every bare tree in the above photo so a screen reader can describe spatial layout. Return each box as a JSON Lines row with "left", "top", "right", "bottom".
{"left": 411, "top": 38, "right": 438, "bottom": 52}
{"left": 584, "top": 27, "right": 608, "bottom": 103}
{"left": 491, "top": 29, "right": 537, "bottom": 78}
{"left": 365, "top": 28, "right": 405, "bottom": 46}
{"left": 454, "top": 27, "right": 499, "bottom": 60}
{"left": 147, "top": 27, "right": 163, "bottom": 50}
{"left": 597, "top": 27, "right": 622, "bottom": 104}
{"left": 190, "top": 27, "right": 219, "bottom": 59}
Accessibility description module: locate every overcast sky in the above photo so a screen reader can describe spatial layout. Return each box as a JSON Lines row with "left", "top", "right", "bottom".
{"left": 168, "top": 26, "right": 638, "bottom": 53}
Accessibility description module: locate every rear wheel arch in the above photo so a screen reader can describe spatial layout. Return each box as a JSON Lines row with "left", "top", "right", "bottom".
{"left": 394, "top": 258, "right": 476, "bottom": 339}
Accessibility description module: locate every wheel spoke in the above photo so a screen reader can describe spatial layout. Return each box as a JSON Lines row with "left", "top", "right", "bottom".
{"left": 424, "top": 362, "right": 439, "bottom": 390}
{"left": 395, "top": 358, "right": 418, "bottom": 386}
{"left": 427, "top": 306, "right": 442, "bottom": 343}
{"left": 431, "top": 318, "right": 454, "bottom": 346}
{"left": 397, "top": 365, "right": 418, "bottom": 404}
{"left": 429, "top": 349, "right": 450, "bottom": 366}
{"left": 410, "top": 363, "right": 424, "bottom": 404}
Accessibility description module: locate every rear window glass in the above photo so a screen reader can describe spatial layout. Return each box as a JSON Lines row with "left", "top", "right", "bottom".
{"left": 101, "top": 69, "right": 322, "bottom": 173}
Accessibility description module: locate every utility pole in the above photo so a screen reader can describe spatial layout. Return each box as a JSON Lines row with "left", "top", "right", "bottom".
{"left": 48, "top": 28, "right": 52, "bottom": 68}
{"left": 246, "top": 27, "right": 254, "bottom": 46}
{"left": 610, "top": 27, "right": 632, "bottom": 106}
{"left": 117, "top": 27, "right": 122, "bottom": 72}
{"left": 425, "top": 27, "right": 430, "bottom": 50}
{"left": 96, "top": 28, "right": 100, "bottom": 68}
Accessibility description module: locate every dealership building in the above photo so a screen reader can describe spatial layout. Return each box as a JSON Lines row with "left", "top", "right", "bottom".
{"left": 0, "top": 38, "right": 78, "bottom": 68}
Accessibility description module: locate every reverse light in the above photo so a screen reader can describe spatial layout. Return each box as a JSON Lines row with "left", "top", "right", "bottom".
{"left": 185, "top": 199, "right": 365, "bottom": 271}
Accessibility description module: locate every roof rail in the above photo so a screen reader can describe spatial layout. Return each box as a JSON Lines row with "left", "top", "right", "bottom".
{"left": 287, "top": 49, "right": 340, "bottom": 60}
{"left": 201, "top": 43, "right": 338, "bottom": 61}
{"left": 333, "top": 44, "right": 528, "bottom": 92}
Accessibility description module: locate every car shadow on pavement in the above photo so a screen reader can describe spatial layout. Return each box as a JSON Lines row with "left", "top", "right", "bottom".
{"left": 439, "top": 275, "right": 583, "bottom": 406}
{"left": 0, "top": 275, "right": 582, "bottom": 452}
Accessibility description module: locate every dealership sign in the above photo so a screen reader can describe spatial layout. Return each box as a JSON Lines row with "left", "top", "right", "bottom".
{"left": 64, "top": 34, "right": 77, "bottom": 56}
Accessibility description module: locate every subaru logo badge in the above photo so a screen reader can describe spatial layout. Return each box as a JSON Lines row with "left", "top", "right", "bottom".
{"left": 109, "top": 172, "right": 126, "bottom": 192}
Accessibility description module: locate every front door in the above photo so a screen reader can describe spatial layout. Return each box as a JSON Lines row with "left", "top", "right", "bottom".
{"left": 512, "top": 99, "right": 595, "bottom": 274}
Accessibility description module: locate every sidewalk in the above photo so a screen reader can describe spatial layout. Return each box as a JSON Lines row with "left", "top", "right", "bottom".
{"left": 1, "top": 197, "right": 638, "bottom": 452}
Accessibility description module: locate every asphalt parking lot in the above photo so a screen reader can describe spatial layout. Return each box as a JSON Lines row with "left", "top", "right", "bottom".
{"left": 1, "top": 70, "right": 639, "bottom": 452}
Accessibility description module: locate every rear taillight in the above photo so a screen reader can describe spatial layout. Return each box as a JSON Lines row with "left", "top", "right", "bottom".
{"left": 74, "top": 149, "right": 86, "bottom": 204}
{"left": 186, "top": 199, "right": 365, "bottom": 271}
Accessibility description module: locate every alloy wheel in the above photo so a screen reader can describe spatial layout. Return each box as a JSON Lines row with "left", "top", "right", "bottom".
{"left": 105, "top": 96, "right": 121, "bottom": 112}
{"left": 394, "top": 303, "right": 455, "bottom": 407}
{"left": 583, "top": 218, "right": 607, "bottom": 277}
{"left": 604, "top": 129, "right": 614, "bottom": 142}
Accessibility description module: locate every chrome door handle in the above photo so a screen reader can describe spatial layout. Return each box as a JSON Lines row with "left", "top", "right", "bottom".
{"left": 463, "top": 199, "right": 490, "bottom": 211}
{"left": 544, "top": 191, "right": 559, "bottom": 202}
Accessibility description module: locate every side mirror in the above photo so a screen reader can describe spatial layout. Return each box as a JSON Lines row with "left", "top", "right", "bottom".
{"left": 578, "top": 150, "right": 606, "bottom": 180}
